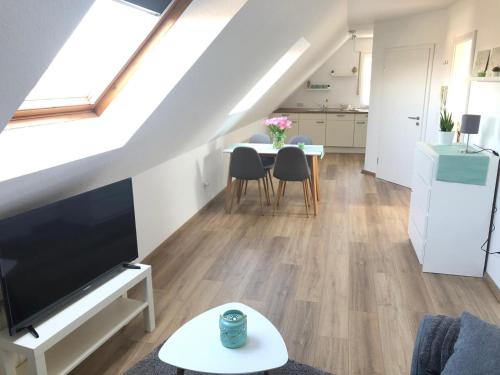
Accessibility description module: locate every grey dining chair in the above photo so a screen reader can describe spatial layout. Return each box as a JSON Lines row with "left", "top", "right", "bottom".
{"left": 288, "top": 135, "right": 312, "bottom": 145}
{"left": 229, "top": 146, "right": 270, "bottom": 215}
{"left": 247, "top": 133, "right": 275, "bottom": 196}
{"left": 273, "top": 147, "right": 312, "bottom": 217}
{"left": 283, "top": 135, "right": 312, "bottom": 198}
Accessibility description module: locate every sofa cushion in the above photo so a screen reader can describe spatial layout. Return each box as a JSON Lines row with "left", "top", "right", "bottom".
{"left": 442, "top": 312, "right": 500, "bottom": 375}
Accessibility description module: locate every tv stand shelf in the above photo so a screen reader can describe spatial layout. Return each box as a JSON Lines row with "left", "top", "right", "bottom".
{"left": 0, "top": 264, "right": 155, "bottom": 375}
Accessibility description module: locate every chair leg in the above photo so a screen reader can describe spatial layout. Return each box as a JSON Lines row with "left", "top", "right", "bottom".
{"left": 237, "top": 180, "right": 243, "bottom": 204}
{"left": 229, "top": 180, "right": 237, "bottom": 213}
{"left": 302, "top": 180, "right": 309, "bottom": 217}
{"left": 305, "top": 178, "right": 311, "bottom": 207}
{"left": 309, "top": 177, "right": 314, "bottom": 203}
{"left": 263, "top": 177, "right": 271, "bottom": 205}
{"left": 262, "top": 176, "right": 268, "bottom": 205}
{"left": 257, "top": 179, "right": 264, "bottom": 215}
{"left": 282, "top": 181, "right": 287, "bottom": 197}
{"left": 244, "top": 180, "right": 248, "bottom": 196}
{"left": 267, "top": 170, "right": 275, "bottom": 195}
{"left": 274, "top": 180, "right": 284, "bottom": 215}
{"left": 277, "top": 180, "right": 284, "bottom": 207}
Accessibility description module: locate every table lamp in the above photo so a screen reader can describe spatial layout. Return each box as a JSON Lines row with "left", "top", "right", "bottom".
{"left": 461, "top": 114, "right": 481, "bottom": 153}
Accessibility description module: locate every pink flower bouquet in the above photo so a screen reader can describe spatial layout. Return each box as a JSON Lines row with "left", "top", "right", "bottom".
{"left": 265, "top": 116, "right": 292, "bottom": 148}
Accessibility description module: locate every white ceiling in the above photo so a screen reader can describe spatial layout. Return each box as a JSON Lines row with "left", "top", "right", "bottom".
{"left": 348, "top": 0, "right": 456, "bottom": 26}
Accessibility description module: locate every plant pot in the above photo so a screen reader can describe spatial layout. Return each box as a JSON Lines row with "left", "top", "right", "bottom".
{"left": 438, "top": 131, "right": 454, "bottom": 145}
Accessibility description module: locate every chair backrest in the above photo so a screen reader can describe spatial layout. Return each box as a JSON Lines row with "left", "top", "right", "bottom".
{"left": 229, "top": 147, "right": 266, "bottom": 180}
{"left": 249, "top": 133, "right": 271, "bottom": 144}
{"left": 273, "top": 147, "right": 310, "bottom": 181}
{"left": 288, "top": 135, "right": 312, "bottom": 145}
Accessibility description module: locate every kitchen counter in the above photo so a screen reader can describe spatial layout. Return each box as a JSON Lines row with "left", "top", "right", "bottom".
{"left": 270, "top": 108, "right": 369, "bottom": 151}
{"left": 274, "top": 107, "right": 368, "bottom": 114}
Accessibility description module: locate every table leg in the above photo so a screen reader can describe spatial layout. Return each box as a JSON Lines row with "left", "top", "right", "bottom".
{"left": 310, "top": 156, "right": 319, "bottom": 215}
{"left": 143, "top": 271, "right": 156, "bottom": 332}
{"left": 27, "top": 351, "right": 47, "bottom": 375}
{"left": 225, "top": 171, "right": 232, "bottom": 213}
{"left": 176, "top": 368, "right": 185, "bottom": 375}
{"left": 314, "top": 156, "right": 320, "bottom": 201}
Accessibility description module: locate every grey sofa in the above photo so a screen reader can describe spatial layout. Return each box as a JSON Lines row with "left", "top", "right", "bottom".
{"left": 411, "top": 312, "right": 500, "bottom": 375}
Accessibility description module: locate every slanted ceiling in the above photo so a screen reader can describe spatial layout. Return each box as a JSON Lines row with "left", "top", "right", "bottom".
{"left": 0, "top": 0, "right": 348, "bottom": 215}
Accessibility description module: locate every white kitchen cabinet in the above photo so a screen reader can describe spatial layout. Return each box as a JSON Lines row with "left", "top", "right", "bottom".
{"left": 353, "top": 114, "right": 368, "bottom": 147}
{"left": 269, "top": 111, "right": 368, "bottom": 149}
{"left": 408, "top": 142, "right": 498, "bottom": 277}
{"left": 326, "top": 120, "right": 354, "bottom": 147}
{"left": 298, "top": 113, "right": 326, "bottom": 145}
{"left": 326, "top": 114, "right": 355, "bottom": 147}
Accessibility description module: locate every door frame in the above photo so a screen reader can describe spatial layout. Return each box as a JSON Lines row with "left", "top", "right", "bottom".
{"left": 377, "top": 43, "right": 436, "bottom": 186}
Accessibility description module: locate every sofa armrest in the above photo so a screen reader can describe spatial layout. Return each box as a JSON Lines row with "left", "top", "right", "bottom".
{"left": 411, "top": 315, "right": 460, "bottom": 375}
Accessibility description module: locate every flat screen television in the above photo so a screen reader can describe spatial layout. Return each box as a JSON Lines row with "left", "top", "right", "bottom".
{"left": 0, "top": 178, "right": 139, "bottom": 336}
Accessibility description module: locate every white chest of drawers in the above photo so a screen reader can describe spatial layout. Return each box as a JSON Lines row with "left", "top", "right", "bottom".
{"left": 408, "top": 142, "right": 498, "bottom": 277}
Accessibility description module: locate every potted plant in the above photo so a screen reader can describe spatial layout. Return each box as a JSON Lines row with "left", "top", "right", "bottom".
{"left": 265, "top": 116, "right": 292, "bottom": 149}
{"left": 439, "top": 108, "right": 455, "bottom": 145}
{"left": 492, "top": 66, "right": 500, "bottom": 77}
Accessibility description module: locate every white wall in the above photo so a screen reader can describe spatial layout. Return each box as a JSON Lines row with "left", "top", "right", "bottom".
{"left": 0, "top": 0, "right": 94, "bottom": 128}
{"left": 133, "top": 119, "right": 265, "bottom": 260}
{"left": 444, "top": 0, "right": 500, "bottom": 288}
{"left": 0, "top": 0, "right": 349, "bottom": 217}
{"left": 281, "top": 38, "right": 372, "bottom": 109}
{"left": 363, "top": 9, "right": 448, "bottom": 172}
{"left": 364, "top": 0, "right": 500, "bottom": 288}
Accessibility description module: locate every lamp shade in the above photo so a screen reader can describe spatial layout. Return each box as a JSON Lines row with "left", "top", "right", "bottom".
{"left": 461, "top": 114, "right": 481, "bottom": 135}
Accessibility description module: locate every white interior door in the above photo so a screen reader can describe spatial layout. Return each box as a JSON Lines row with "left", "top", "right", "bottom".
{"left": 377, "top": 46, "right": 433, "bottom": 187}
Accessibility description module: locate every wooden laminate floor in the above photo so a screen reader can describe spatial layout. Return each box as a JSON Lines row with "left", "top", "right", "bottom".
{"left": 72, "top": 153, "right": 500, "bottom": 375}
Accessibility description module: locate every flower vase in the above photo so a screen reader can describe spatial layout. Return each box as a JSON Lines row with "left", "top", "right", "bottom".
{"left": 272, "top": 133, "right": 285, "bottom": 149}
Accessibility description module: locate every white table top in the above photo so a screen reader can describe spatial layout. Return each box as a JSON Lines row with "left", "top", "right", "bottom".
{"left": 159, "top": 302, "right": 288, "bottom": 374}
{"left": 223, "top": 143, "right": 324, "bottom": 158}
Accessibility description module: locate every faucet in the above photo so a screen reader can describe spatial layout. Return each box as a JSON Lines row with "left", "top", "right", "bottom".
{"left": 321, "top": 98, "right": 328, "bottom": 112}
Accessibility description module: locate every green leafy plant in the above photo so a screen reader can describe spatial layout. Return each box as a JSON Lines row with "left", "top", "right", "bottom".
{"left": 440, "top": 108, "right": 454, "bottom": 132}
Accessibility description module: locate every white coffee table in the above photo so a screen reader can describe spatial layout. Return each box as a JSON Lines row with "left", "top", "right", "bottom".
{"left": 159, "top": 302, "right": 288, "bottom": 374}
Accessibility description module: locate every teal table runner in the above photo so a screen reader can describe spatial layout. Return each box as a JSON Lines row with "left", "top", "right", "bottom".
{"left": 431, "top": 144, "right": 489, "bottom": 185}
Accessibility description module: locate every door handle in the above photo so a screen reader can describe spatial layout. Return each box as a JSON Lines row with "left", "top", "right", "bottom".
{"left": 408, "top": 116, "right": 420, "bottom": 120}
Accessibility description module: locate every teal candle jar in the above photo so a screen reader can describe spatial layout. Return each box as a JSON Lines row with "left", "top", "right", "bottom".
{"left": 219, "top": 309, "right": 247, "bottom": 349}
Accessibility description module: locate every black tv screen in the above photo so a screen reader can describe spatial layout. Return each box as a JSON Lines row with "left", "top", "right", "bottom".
{"left": 0, "top": 178, "right": 138, "bottom": 336}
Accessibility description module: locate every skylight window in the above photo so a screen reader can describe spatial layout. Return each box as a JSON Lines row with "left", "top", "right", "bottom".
{"left": 15, "top": 0, "right": 176, "bottom": 117}
{"left": 229, "top": 37, "right": 311, "bottom": 115}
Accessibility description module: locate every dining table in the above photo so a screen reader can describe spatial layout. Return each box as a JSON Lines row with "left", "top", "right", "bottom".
{"left": 223, "top": 143, "right": 325, "bottom": 215}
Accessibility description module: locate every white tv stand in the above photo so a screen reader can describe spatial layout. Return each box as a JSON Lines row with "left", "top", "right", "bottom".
{"left": 0, "top": 264, "right": 155, "bottom": 375}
